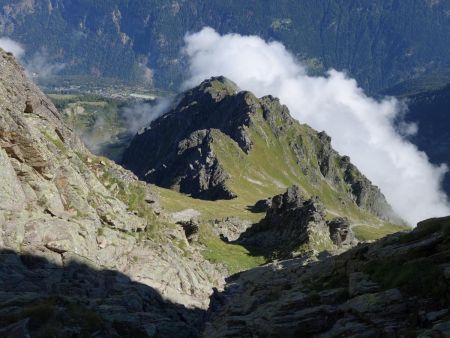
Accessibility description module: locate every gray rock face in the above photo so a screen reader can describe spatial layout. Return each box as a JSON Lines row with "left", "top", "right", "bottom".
{"left": 0, "top": 49, "right": 226, "bottom": 337}
{"left": 209, "top": 217, "right": 252, "bottom": 242}
{"left": 0, "top": 249, "right": 207, "bottom": 337}
{"left": 0, "top": 147, "right": 26, "bottom": 211}
{"left": 0, "top": 318, "right": 31, "bottom": 338}
{"left": 327, "top": 217, "right": 353, "bottom": 246}
{"left": 204, "top": 216, "right": 450, "bottom": 337}
{"left": 348, "top": 272, "right": 380, "bottom": 297}
{"left": 175, "top": 130, "right": 236, "bottom": 200}
{"left": 178, "top": 219, "right": 200, "bottom": 243}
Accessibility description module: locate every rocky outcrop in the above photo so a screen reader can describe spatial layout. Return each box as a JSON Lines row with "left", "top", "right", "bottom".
{"left": 328, "top": 217, "right": 353, "bottom": 246}
{"left": 204, "top": 216, "right": 450, "bottom": 337}
{"left": 178, "top": 219, "right": 200, "bottom": 243}
{"left": 209, "top": 217, "right": 253, "bottom": 242}
{"left": 237, "top": 186, "right": 358, "bottom": 259}
{"left": 316, "top": 132, "right": 401, "bottom": 223}
{"left": 0, "top": 249, "right": 206, "bottom": 337}
{"left": 0, "top": 49, "right": 226, "bottom": 336}
{"left": 171, "top": 129, "right": 236, "bottom": 200}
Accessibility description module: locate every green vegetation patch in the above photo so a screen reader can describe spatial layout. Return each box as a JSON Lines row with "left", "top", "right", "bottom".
{"left": 366, "top": 257, "right": 447, "bottom": 300}
{"left": 43, "top": 131, "right": 66, "bottom": 153}
{"left": 198, "top": 222, "right": 266, "bottom": 274}
{"left": 353, "top": 223, "right": 409, "bottom": 241}
{"left": 211, "top": 117, "right": 390, "bottom": 227}
{"left": 155, "top": 185, "right": 265, "bottom": 223}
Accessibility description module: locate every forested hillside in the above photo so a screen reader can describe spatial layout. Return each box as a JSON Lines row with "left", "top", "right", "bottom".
{"left": 2, "top": 0, "right": 450, "bottom": 92}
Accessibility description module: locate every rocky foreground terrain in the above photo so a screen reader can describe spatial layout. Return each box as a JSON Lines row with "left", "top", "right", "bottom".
{"left": 0, "top": 48, "right": 225, "bottom": 337}
{"left": 205, "top": 216, "right": 450, "bottom": 337}
{"left": 0, "top": 47, "right": 449, "bottom": 337}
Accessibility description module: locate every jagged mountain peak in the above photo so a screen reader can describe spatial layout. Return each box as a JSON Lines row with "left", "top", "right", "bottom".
{"left": 174, "top": 76, "right": 242, "bottom": 112}
{"left": 194, "top": 76, "right": 240, "bottom": 98}
{"left": 122, "top": 77, "right": 265, "bottom": 200}
{"left": 166, "top": 76, "right": 287, "bottom": 136}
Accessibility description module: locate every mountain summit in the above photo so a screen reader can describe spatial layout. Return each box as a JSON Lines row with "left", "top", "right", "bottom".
{"left": 123, "top": 76, "right": 401, "bottom": 225}
{"left": 123, "top": 76, "right": 246, "bottom": 200}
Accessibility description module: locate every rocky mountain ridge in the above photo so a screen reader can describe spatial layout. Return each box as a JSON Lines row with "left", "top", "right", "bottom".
{"left": 123, "top": 76, "right": 250, "bottom": 200}
{"left": 123, "top": 76, "right": 401, "bottom": 227}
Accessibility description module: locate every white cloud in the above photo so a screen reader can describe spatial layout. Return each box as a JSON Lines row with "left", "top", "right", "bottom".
{"left": 122, "top": 98, "right": 172, "bottom": 135}
{"left": 0, "top": 37, "right": 25, "bottom": 58}
{"left": 183, "top": 27, "right": 450, "bottom": 225}
{"left": 25, "top": 49, "right": 65, "bottom": 80}
{"left": 0, "top": 38, "right": 64, "bottom": 80}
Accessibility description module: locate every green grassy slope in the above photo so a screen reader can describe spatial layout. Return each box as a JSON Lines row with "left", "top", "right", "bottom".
{"left": 152, "top": 101, "right": 409, "bottom": 272}
{"left": 210, "top": 111, "right": 391, "bottom": 227}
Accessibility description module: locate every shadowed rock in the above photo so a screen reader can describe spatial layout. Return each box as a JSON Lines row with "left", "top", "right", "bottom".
{"left": 0, "top": 249, "right": 204, "bottom": 337}
{"left": 204, "top": 216, "right": 450, "bottom": 337}
{"left": 236, "top": 186, "right": 357, "bottom": 259}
